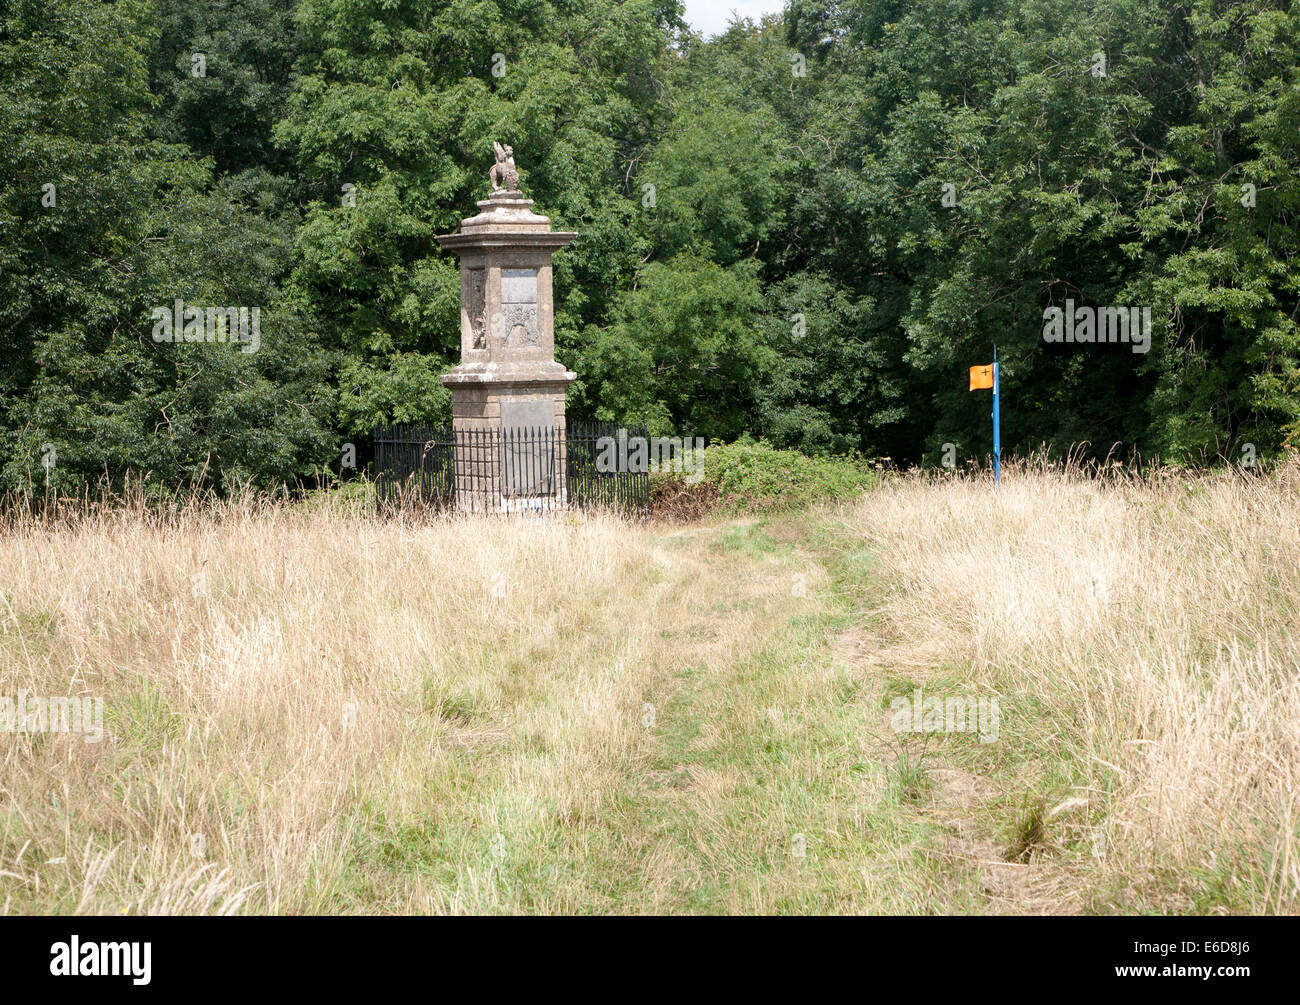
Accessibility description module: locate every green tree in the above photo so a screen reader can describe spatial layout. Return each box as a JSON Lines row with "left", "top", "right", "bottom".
{"left": 580, "top": 255, "right": 775, "bottom": 437}
{"left": 275, "top": 0, "right": 679, "bottom": 436}
{"left": 0, "top": 0, "right": 332, "bottom": 495}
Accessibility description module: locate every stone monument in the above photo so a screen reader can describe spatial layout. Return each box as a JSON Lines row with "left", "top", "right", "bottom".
{"left": 437, "top": 143, "right": 576, "bottom": 511}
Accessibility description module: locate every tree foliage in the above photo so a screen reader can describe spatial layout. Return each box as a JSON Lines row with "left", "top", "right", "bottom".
{"left": 2, "top": 0, "right": 1297, "bottom": 494}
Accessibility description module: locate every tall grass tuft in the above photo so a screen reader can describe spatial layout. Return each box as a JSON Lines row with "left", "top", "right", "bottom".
{"left": 841, "top": 454, "right": 1300, "bottom": 912}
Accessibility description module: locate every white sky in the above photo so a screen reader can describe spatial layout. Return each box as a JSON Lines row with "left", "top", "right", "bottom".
{"left": 681, "top": 0, "right": 786, "bottom": 36}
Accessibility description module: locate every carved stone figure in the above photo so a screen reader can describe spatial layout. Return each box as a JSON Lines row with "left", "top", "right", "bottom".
{"left": 501, "top": 304, "right": 539, "bottom": 347}
{"left": 489, "top": 141, "right": 520, "bottom": 194}
{"left": 468, "top": 268, "right": 487, "bottom": 348}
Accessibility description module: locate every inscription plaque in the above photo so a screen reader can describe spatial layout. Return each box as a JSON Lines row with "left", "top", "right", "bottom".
{"left": 500, "top": 399, "right": 555, "bottom": 495}
{"left": 498, "top": 268, "right": 539, "bottom": 347}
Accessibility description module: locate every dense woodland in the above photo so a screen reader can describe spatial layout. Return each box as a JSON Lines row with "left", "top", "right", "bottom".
{"left": 2, "top": 0, "right": 1297, "bottom": 493}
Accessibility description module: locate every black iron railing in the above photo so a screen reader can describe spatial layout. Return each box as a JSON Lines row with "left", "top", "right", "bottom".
{"left": 373, "top": 421, "right": 650, "bottom": 516}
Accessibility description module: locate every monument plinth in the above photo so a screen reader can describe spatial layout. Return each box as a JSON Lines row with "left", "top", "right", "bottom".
{"left": 436, "top": 144, "right": 576, "bottom": 511}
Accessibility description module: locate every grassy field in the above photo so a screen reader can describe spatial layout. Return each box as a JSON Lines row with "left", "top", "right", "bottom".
{"left": 1, "top": 461, "right": 1297, "bottom": 914}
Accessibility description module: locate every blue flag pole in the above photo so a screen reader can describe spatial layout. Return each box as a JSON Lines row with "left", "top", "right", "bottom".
{"left": 992, "top": 345, "right": 1001, "bottom": 489}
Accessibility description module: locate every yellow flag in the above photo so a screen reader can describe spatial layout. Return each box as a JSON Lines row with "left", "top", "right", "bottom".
{"left": 969, "top": 364, "right": 994, "bottom": 391}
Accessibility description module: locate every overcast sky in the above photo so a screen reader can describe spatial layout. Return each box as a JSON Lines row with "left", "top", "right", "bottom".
{"left": 681, "top": 1, "right": 786, "bottom": 37}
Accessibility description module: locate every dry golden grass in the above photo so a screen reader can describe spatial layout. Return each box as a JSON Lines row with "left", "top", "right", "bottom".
{"left": 0, "top": 498, "right": 833, "bottom": 914}
{"left": 0, "top": 502, "right": 656, "bottom": 912}
{"left": 2, "top": 460, "right": 1297, "bottom": 914}
{"left": 838, "top": 458, "right": 1300, "bottom": 913}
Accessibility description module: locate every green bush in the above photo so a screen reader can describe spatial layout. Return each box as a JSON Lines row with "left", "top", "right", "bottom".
{"left": 699, "top": 440, "right": 877, "bottom": 511}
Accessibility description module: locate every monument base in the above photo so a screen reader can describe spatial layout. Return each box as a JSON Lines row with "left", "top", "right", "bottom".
{"left": 443, "top": 363, "right": 576, "bottom": 514}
